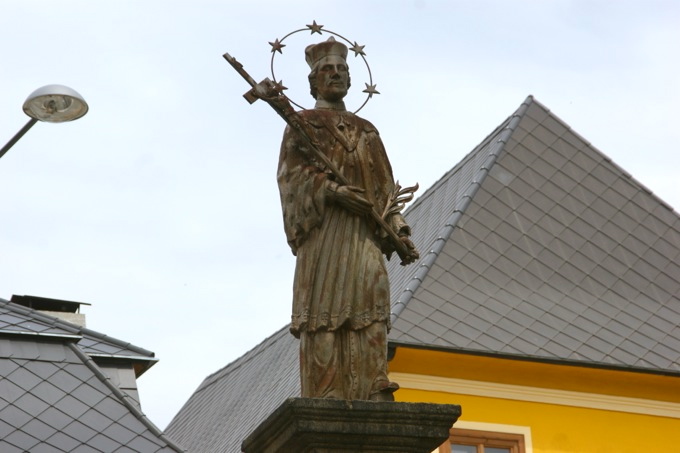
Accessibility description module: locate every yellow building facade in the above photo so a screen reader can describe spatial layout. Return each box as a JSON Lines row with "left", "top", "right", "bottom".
{"left": 391, "top": 347, "right": 680, "bottom": 452}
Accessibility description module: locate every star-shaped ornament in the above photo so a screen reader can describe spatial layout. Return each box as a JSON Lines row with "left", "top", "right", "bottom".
{"left": 307, "top": 20, "right": 324, "bottom": 34}
{"left": 269, "top": 38, "right": 286, "bottom": 54}
{"left": 363, "top": 83, "right": 380, "bottom": 97}
{"left": 350, "top": 41, "right": 366, "bottom": 57}
{"left": 272, "top": 80, "right": 288, "bottom": 94}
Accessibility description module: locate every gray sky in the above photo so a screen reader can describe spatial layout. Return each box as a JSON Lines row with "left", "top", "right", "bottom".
{"left": 1, "top": 1, "right": 678, "bottom": 430}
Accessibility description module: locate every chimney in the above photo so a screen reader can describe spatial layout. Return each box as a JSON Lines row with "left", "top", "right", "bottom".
{"left": 10, "top": 295, "right": 89, "bottom": 327}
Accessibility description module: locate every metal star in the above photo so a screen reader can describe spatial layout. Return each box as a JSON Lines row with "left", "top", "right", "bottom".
{"left": 269, "top": 38, "right": 286, "bottom": 54}
{"left": 350, "top": 41, "right": 366, "bottom": 57}
{"left": 307, "top": 20, "right": 324, "bottom": 34}
{"left": 272, "top": 80, "right": 288, "bottom": 94}
{"left": 363, "top": 83, "right": 380, "bottom": 97}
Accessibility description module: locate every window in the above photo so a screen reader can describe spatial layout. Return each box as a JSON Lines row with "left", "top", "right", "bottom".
{"left": 439, "top": 428, "right": 525, "bottom": 453}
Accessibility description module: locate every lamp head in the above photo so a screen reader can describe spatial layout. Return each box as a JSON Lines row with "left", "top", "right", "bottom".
{"left": 22, "top": 84, "right": 88, "bottom": 123}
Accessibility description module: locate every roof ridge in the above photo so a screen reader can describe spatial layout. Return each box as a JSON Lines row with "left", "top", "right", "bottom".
{"left": 390, "top": 95, "right": 534, "bottom": 324}
{"left": 404, "top": 95, "right": 535, "bottom": 215}
{"left": 66, "top": 342, "right": 187, "bottom": 452}
{"left": 528, "top": 98, "right": 676, "bottom": 214}
{"left": 0, "top": 297, "right": 155, "bottom": 358}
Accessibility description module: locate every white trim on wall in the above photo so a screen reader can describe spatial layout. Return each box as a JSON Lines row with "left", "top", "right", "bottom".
{"left": 391, "top": 372, "right": 680, "bottom": 419}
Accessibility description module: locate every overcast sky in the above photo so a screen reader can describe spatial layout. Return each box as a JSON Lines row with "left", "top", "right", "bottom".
{"left": 1, "top": 1, "right": 678, "bottom": 430}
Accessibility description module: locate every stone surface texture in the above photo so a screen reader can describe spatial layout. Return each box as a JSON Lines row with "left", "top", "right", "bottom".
{"left": 241, "top": 398, "right": 461, "bottom": 453}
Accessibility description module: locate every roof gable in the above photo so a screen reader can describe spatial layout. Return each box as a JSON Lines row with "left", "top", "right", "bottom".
{"left": 0, "top": 301, "right": 184, "bottom": 452}
{"left": 388, "top": 96, "right": 680, "bottom": 375}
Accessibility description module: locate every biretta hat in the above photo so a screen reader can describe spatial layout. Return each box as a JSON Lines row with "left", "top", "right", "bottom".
{"left": 305, "top": 37, "right": 348, "bottom": 69}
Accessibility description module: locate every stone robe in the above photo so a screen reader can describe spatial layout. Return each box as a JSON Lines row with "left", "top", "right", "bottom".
{"left": 277, "top": 108, "right": 409, "bottom": 400}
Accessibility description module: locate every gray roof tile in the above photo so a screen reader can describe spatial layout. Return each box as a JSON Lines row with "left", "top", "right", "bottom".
{"left": 562, "top": 324, "right": 591, "bottom": 345}
{"left": 409, "top": 325, "right": 439, "bottom": 344}
{"left": 431, "top": 308, "right": 457, "bottom": 327}
{"left": 51, "top": 426, "right": 87, "bottom": 445}
{"left": 485, "top": 324, "right": 514, "bottom": 343}
{"left": 419, "top": 318, "right": 449, "bottom": 339}
{"left": 641, "top": 349, "right": 673, "bottom": 370}
{"left": 475, "top": 333, "right": 506, "bottom": 351}
{"left": 437, "top": 330, "right": 470, "bottom": 348}
{"left": 5, "top": 430, "right": 41, "bottom": 451}
{"left": 542, "top": 340, "right": 572, "bottom": 357}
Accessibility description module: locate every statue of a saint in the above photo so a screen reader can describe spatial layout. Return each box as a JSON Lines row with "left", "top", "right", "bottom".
{"left": 277, "top": 37, "right": 418, "bottom": 401}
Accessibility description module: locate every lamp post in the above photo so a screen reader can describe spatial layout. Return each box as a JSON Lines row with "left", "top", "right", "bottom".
{"left": 0, "top": 84, "right": 89, "bottom": 159}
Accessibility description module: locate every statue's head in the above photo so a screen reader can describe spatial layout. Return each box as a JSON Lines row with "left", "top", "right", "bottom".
{"left": 306, "top": 37, "right": 351, "bottom": 101}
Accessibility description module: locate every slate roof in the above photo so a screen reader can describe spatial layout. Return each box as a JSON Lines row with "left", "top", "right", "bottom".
{"left": 388, "top": 96, "right": 680, "bottom": 375}
{"left": 0, "top": 298, "right": 159, "bottom": 376}
{"left": 166, "top": 326, "right": 298, "bottom": 453}
{"left": 165, "top": 95, "right": 680, "bottom": 451}
{"left": 0, "top": 298, "right": 185, "bottom": 452}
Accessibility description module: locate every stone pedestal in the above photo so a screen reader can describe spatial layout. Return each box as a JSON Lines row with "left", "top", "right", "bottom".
{"left": 242, "top": 398, "right": 461, "bottom": 453}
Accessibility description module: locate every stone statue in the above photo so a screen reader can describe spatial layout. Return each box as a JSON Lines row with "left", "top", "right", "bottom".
{"left": 277, "top": 38, "right": 419, "bottom": 401}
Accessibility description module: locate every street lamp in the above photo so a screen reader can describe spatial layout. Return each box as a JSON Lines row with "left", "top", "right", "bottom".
{"left": 0, "top": 84, "right": 89, "bottom": 159}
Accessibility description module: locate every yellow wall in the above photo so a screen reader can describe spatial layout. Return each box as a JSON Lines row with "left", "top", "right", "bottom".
{"left": 389, "top": 346, "right": 680, "bottom": 452}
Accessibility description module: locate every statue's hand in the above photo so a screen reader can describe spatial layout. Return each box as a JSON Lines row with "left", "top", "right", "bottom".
{"left": 400, "top": 236, "right": 420, "bottom": 264}
{"left": 329, "top": 185, "right": 374, "bottom": 215}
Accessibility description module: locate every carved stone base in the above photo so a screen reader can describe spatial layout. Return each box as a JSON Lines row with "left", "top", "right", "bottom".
{"left": 241, "top": 398, "right": 462, "bottom": 453}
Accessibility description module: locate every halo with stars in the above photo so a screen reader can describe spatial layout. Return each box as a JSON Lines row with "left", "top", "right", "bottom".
{"left": 268, "top": 20, "right": 379, "bottom": 114}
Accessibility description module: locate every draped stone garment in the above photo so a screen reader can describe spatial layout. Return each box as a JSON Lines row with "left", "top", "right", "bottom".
{"left": 277, "top": 109, "right": 409, "bottom": 340}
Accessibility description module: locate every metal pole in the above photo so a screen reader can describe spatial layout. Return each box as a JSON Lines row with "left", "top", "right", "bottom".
{"left": 0, "top": 118, "right": 39, "bottom": 159}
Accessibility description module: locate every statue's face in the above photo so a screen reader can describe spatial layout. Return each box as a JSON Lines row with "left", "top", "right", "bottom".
{"left": 314, "top": 55, "right": 349, "bottom": 102}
